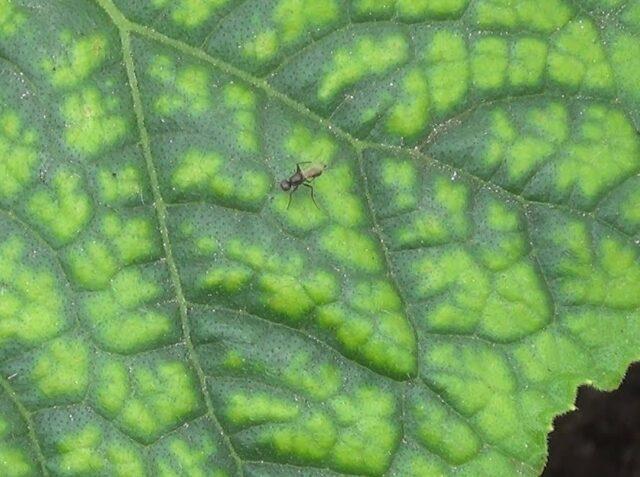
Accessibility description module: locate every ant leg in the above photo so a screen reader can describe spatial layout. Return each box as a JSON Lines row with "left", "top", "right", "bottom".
{"left": 286, "top": 185, "right": 298, "bottom": 210}
{"left": 302, "top": 182, "right": 319, "bottom": 209}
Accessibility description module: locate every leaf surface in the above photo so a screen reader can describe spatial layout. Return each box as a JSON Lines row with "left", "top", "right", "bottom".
{"left": 0, "top": 0, "right": 639, "bottom": 475}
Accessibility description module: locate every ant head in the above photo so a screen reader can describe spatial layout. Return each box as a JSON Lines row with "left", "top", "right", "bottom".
{"left": 280, "top": 180, "right": 292, "bottom": 191}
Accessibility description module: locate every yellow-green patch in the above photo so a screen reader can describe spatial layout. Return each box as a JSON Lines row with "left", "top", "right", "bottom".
{"left": 472, "top": 0, "right": 573, "bottom": 33}
{"left": 315, "top": 163, "right": 365, "bottom": 227}
{"left": 556, "top": 105, "right": 639, "bottom": 202}
{"left": 54, "top": 425, "right": 104, "bottom": 475}
{"left": 120, "top": 361, "right": 203, "bottom": 443}
{"left": 425, "top": 343, "right": 519, "bottom": 441}
{"left": 150, "top": 56, "right": 212, "bottom": 115}
{"left": 98, "top": 166, "right": 144, "bottom": 205}
{"left": 201, "top": 263, "right": 253, "bottom": 293}
{"left": 0, "top": 0, "right": 25, "bottom": 36}
{"left": 106, "top": 442, "right": 146, "bottom": 477}
{"left": 28, "top": 170, "right": 92, "bottom": 245}
{"left": 380, "top": 158, "right": 419, "bottom": 210}
{"left": 259, "top": 273, "right": 315, "bottom": 321}
{"left": 424, "top": 30, "right": 469, "bottom": 113}
{"left": 0, "top": 112, "right": 38, "bottom": 200}
{"left": 94, "top": 360, "right": 129, "bottom": 416}
{"left": 387, "top": 68, "right": 430, "bottom": 138}
{"left": 319, "top": 226, "right": 382, "bottom": 272}
{"left": 548, "top": 19, "right": 614, "bottom": 91}
{"left": 44, "top": 33, "right": 108, "bottom": 88}
{"left": 0, "top": 443, "right": 34, "bottom": 477}
{"left": 172, "top": 149, "right": 270, "bottom": 207}
{"left": 316, "top": 302, "right": 417, "bottom": 378}
{"left": 509, "top": 37, "right": 548, "bottom": 87}
{"left": 397, "top": 0, "right": 470, "bottom": 19}
{"left": 471, "top": 37, "right": 509, "bottom": 90}
{"left": 32, "top": 338, "right": 89, "bottom": 399}
{"left": 284, "top": 353, "right": 341, "bottom": 400}
{"left": 328, "top": 387, "right": 399, "bottom": 474}
{"left": 302, "top": 270, "right": 339, "bottom": 305}
{"left": 152, "top": 0, "right": 229, "bottom": 28}
{"left": 224, "top": 84, "right": 258, "bottom": 152}
{"left": 264, "top": 411, "right": 336, "bottom": 461}
{"left": 244, "top": 29, "right": 278, "bottom": 62}
{"left": 319, "top": 34, "right": 409, "bottom": 101}
{"left": 275, "top": 0, "right": 340, "bottom": 43}
{"left": 226, "top": 392, "right": 299, "bottom": 425}
{"left": 102, "top": 213, "right": 161, "bottom": 264}
{"left": 411, "top": 396, "right": 481, "bottom": 464}
{"left": 84, "top": 293, "right": 174, "bottom": 354}
{"left": 62, "top": 87, "right": 127, "bottom": 156}
{"left": 157, "top": 437, "right": 220, "bottom": 476}
{"left": 0, "top": 237, "right": 66, "bottom": 345}
{"left": 285, "top": 125, "right": 337, "bottom": 165}
{"left": 65, "top": 241, "right": 119, "bottom": 290}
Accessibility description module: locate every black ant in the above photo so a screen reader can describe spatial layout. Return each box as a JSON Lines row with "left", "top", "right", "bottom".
{"left": 280, "top": 162, "right": 327, "bottom": 209}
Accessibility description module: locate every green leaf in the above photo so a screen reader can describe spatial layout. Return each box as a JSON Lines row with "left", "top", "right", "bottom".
{"left": 0, "top": 0, "right": 638, "bottom": 475}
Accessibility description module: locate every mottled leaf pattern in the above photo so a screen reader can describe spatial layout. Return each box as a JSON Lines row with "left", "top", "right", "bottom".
{"left": 0, "top": 0, "right": 638, "bottom": 476}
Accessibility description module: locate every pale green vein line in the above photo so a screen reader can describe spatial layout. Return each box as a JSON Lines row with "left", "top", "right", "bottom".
{"left": 0, "top": 377, "right": 49, "bottom": 477}
{"left": 95, "top": 1, "right": 243, "bottom": 473}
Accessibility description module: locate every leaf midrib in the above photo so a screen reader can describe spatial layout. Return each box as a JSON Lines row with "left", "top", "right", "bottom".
{"left": 96, "top": 1, "right": 245, "bottom": 474}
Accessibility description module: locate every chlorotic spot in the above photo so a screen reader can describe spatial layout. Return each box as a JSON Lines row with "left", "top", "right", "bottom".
{"left": 283, "top": 353, "right": 341, "bottom": 400}
{"left": 0, "top": 0, "right": 25, "bottom": 36}
{"left": 51, "top": 425, "right": 104, "bottom": 475}
{"left": 319, "top": 226, "right": 382, "bottom": 272}
{"left": 32, "top": 337, "right": 89, "bottom": 400}
{"left": 259, "top": 273, "right": 315, "bottom": 322}
{"left": 0, "top": 112, "right": 38, "bottom": 200}
{"left": 102, "top": 213, "right": 162, "bottom": 265}
{"left": 172, "top": 149, "right": 270, "bottom": 208}
{"left": 226, "top": 392, "right": 299, "bottom": 425}
{"left": 150, "top": 56, "right": 212, "bottom": 115}
{"left": 509, "top": 37, "right": 548, "bottom": 87}
{"left": 409, "top": 392, "right": 481, "bottom": 464}
{"left": 387, "top": 68, "right": 430, "bottom": 138}
{"left": 62, "top": 87, "right": 127, "bottom": 156}
{"left": 93, "top": 360, "right": 129, "bottom": 416}
{"left": 471, "top": 0, "right": 573, "bottom": 33}
{"left": 548, "top": 19, "right": 614, "bottom": 92}
{"left": 156, "top": 437, "right": 221, "bottom": 476}
{"left": 397, "top": 0, "right": 470, "bottom": 19}
{"left": 224, "top": 84, "right": 258, "bottom": 152}
{"left": 424, "top": 30, "right": 469, "bottom": 113}
{"left": 65, "top": 241, "right": 119, "bottom": 291}
{"left": 44, "top": 33, "right": 108, "bottom": 88}
{"left": 98, "top": 165, "right": 144, "bottom": 205}
{"left": 83, "top": 270, "right": 176, "bottom": 354}
{"left": 243, "top": 0, "right": 340, "bottom": 63}
{"left": 106, "top": 442, "right": 145, "bottom": 477}
{"left": 319, "top": 34, "right": 409, "bottom": 101}
{"left": 0, "top": 237, "right": 67, "bottom": 345}
{"left": 274, "top": 0, "right": 340, "bottom": 43}
{"left": 152, "top": 0, "right": 229, "bottom": 28}
{"left": 471, "top": 37, "right": 509, "bottom": 90}
{"left": 28, "top": 170, "right": 92, "bottom": 246}
{"left": 119, "top": 361, "right": 204, "bottom": 443}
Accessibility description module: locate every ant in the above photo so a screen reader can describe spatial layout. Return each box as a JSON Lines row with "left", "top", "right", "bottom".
{"left": 280, "top": 162, "right": 327, "bottom": 209}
